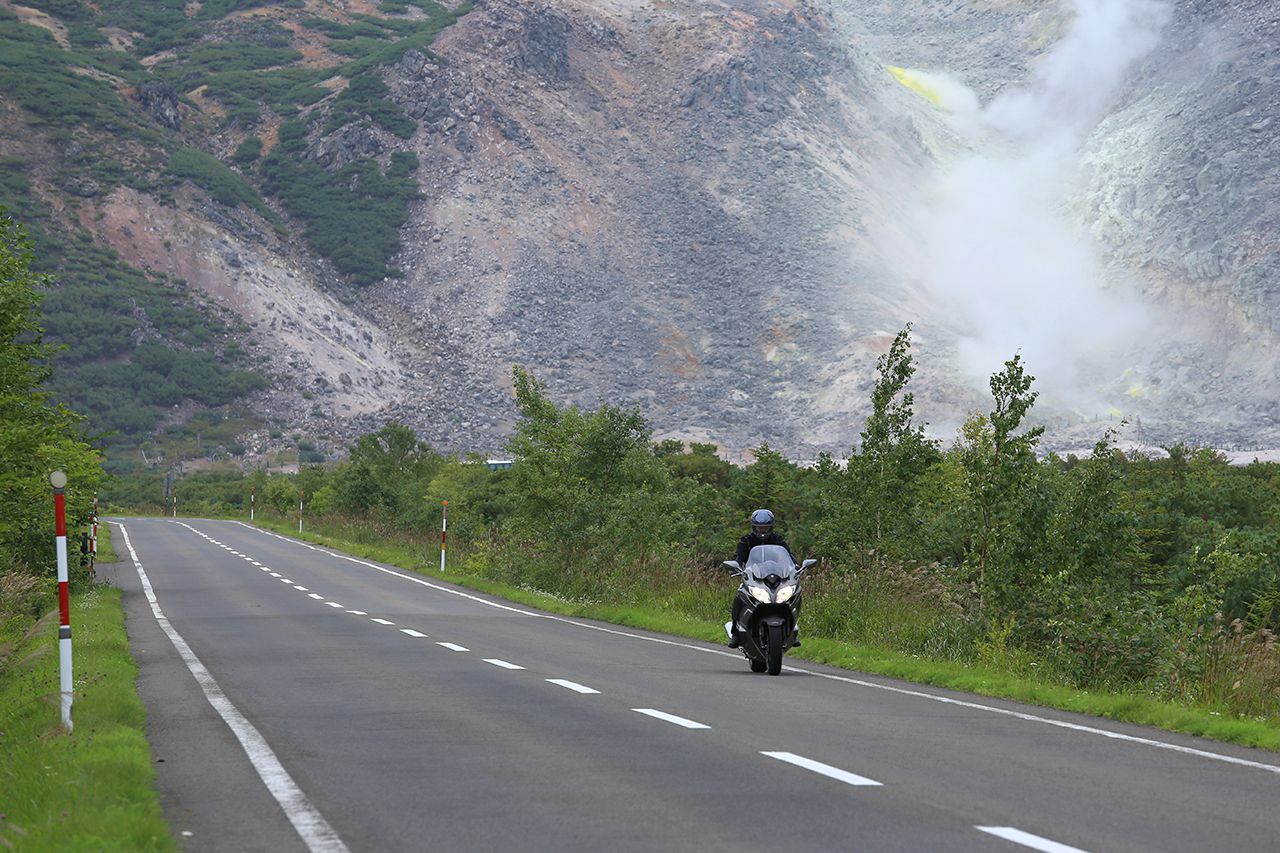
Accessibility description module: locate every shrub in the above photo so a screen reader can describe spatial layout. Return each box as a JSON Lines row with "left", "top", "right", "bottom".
{"left": 167, "top": 147, "right": 280, "bottom": 224}
{"left": 233, "top": 137, "right": 264, "bottom": 165}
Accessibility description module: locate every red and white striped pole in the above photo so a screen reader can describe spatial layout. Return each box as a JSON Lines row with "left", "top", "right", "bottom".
{"left": 250, "top": 488, "right": 256, "bottom": 522}
{"left": 51, "top": 470, "right": 74, "bottom": 732}
{"left": 298, "top": 492, "right": 304, "bottom": 534}
{"left": 171, "top": 493, "right": 177, "bottom": 518}
{"left": 440, "top": 500, "right": 448, "bottom": 573}
{"left": 89, "top": 493, "right": 98, "bottom": 576}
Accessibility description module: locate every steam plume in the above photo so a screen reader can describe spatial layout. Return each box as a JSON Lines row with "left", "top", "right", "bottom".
{"left": 913, "top": 0, "right": 1171, "bottom": 406}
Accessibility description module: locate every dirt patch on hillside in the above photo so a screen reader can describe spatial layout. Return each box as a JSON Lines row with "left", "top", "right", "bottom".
{"left": 85, "top": 186, "right": 409, "bottom": 420}
{"left": 6, "top": 3, "right": 70, "bottom": 48}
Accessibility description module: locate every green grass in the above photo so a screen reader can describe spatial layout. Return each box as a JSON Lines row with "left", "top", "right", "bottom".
{"left": 240, "top": 513, "right": 1280, "bottom": 753}
{"left": 0, "top": 584, "right": 172, "bottom": 851}
{"left": 95, "top": 519, "right": 117, "bottom": 563}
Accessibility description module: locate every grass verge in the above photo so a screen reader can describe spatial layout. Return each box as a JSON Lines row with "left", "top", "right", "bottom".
{"left": 95, "top": 519, "right": 117, "bottom": 564}
{"left": 242, "top": 515, "right": 1280, "bottom": 753}
{"left": 0, "top": 584, "right": 172, "bottom": 851}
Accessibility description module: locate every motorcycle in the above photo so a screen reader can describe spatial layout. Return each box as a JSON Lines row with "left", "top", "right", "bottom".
{"left": 723, "top": 544, "right": 815, "bottom": 675}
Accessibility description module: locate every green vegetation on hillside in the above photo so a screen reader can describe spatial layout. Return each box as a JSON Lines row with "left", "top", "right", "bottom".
{"left": 323, "top": 74, "right": 416, "bottom": 138}
{"left": 0, "top": 0, "right": 478, "bottom": 446}
{"left": 261, "top": 123, "right": 419, "bottom": 283}
{"left": 234, "top": 137, "right": 264, "bottom": 166}
{"left": 0, "top": 12, "right": 137, "bottom": 132}
{"left": 0, "top": 167, "right": 268, "bottom": 440}
{"left": 167, "top": 147, "right": 281, "bottom": 224}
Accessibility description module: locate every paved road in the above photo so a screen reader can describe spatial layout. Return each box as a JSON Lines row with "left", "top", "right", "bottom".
{"left": 104, "top": 517, "right": 1280, "bottom": 852}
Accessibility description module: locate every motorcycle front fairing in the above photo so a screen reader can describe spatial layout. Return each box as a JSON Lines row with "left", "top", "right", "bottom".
{"left": 732, "top": 545, "right": 802, "bottom": 660}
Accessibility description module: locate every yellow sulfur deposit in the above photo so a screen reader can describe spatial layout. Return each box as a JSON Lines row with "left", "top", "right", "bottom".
{"left": 886, "top": 66, "right": 943, "bottom": 105}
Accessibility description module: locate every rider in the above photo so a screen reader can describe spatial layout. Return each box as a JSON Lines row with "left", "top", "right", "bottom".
{"left": 727, "top": 509, "right": 797, "bottom": 648}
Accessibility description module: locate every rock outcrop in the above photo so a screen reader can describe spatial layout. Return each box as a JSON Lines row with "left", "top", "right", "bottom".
{"left": 136, "top": 80, "right": 181, "bottom": 130}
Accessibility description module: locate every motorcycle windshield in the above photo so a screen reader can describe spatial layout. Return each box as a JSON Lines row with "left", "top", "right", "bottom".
{"left": 744, "top": 544, "right": 796, "bottom": 581}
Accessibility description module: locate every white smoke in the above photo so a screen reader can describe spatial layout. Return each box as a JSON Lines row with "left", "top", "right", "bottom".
{"left": 913, "top": 0, "right": 1171, "bottom": 404}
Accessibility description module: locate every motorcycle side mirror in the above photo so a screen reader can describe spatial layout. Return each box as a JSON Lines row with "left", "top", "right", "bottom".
{"left": 722, "top": 560, "right": 742, "bottom": 574}
{"left": 799, "top": 559, "right": 817, "bottom": 573}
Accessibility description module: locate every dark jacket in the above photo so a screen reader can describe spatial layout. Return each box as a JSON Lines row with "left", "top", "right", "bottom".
{"left": 736, "top": 531, "right": 791, "bottom": 566}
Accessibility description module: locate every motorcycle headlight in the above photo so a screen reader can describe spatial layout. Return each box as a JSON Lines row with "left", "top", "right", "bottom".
{"left": 748, "top": 584, "right": 772, "bottom": 603}
{"left": 776, "top": 583, "right": 797, "bottom": 603}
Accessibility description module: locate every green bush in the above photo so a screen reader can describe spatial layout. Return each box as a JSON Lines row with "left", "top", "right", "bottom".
{"left": 167, "top": 147, "right": 280, "bottom": 224}
{"left": 233, "top": 136, "right": 264, "bottom": 165}
{"left": 323, "top": 73, "right": 415, "bottom": 138}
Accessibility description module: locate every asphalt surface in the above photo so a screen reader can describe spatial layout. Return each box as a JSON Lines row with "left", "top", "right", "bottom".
{"left": 103, "top": 517, "right": 1280, "bottom": 852}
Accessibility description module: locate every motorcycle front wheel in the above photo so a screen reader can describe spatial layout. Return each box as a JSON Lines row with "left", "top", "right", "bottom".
{"left": 766, "top": 622, "right": 784, "bottom": 675}
{"left": 750, "top": 657, "right": 767, "bottom": 673}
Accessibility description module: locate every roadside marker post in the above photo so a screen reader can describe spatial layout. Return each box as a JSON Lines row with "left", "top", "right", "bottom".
{"left": 172, "top": 494, "right": 177, "bottom": 518}
{"left": 89, "top": 493, "right": 98, "bottom": 576}
{"left": 440, "top": 500, "right": 447, "bottom": 573}
{"left": 250, "top": 488, "right": 255, "bottom": 522}
{"left": 299, "top": 492, "right": 304, "bottom": 534}
{"left": 51, "top": 471, "right": 74, "bottom": 732}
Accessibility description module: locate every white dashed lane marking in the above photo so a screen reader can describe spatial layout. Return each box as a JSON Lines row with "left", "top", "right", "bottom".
{"left": 400, "top": 629, "right": 428, "bottom": 638}
{"left": 547, "top": 679, "right": 600, "bottom": 695}
{"left": 975, "top": 827, "right": 1089, "bottom": 853}
{"left": 632, "top": 709, "right": 710, "bottom": 730}
{"left": 437, "top": 642, "right": 469, "bottom": 652}
{"left": 484, "top": 659, "right": 525, "bottom": 670}
{"left": 371, "top": 619, "right": 395, "bottom": 626}
{"left": 760, "top": 752, "right": 882, "bottom": 787}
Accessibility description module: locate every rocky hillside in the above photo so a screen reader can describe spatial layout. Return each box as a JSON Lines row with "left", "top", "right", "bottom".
{"left": 2, "top": 0, "right": 1277, "bottom": 461}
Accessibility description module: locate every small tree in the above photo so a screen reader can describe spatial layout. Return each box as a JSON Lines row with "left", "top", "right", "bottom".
{"left": 957, "top": 353, "right": 1044, "bottom": 611}
{"left": 1047, "top": 430, "right": 1145, "bottom": 591}
{"left": 0, "top": 209, "right": 103, "bottom": 571}
{"left": 505, "top": 366, "right": 679, "bottom": 577}
{"left": 817, "top": 325, "right": 940, "bottom": 567}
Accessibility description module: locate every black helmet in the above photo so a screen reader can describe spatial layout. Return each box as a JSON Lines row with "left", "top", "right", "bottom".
{"left": 750, "top": 508, "right": 775, "bottom": 536}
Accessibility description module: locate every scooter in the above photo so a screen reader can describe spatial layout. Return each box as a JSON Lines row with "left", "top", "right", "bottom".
{"left": 723, "top": 544, "right": 815, "bottom": 675}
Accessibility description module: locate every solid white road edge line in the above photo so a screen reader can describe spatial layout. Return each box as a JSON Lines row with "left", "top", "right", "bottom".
{"left": 112, "top": 522, "right": 348, "bottom": 853}
{"left": 484, "top": 659, "right": 525, "bottom": 670}
{"left": 547, "top": 678, "right": 600, "bottom": 694}
{"left": 225, "top": 521, "right": 1280, "bottom": 776}
{"left": 632, "top": 709, "right": 710, "bottom": 729}
{"left": 761, "top": 751, "right": 882, "bottom": 787}
{"left": 975, "top": 826, "right": 1089, "bottom": 853}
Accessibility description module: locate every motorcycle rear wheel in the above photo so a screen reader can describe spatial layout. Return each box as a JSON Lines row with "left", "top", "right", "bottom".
{"left": 766, "top": 623, "right": 784, "bottom": 675}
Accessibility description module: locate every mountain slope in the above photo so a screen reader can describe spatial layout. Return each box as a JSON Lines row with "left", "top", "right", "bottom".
{"left": 2, "top": 0, "right": 1277, "bottom": 461}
